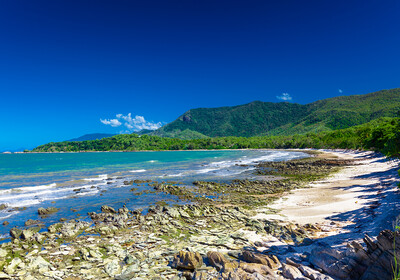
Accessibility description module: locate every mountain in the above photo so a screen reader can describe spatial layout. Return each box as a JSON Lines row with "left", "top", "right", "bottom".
{"left": 152, "top": 88, "right": 400, "bottom": 138}
{"left": 68, "top": 133, "right": 116, "bottom": 142}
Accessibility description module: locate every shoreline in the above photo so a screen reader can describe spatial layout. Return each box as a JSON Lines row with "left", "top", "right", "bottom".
{"left": 19, "top": 148, "right": 314, "bottom": 154}
{"left": 0, "top": 149, "right": 398, "bottom": 279}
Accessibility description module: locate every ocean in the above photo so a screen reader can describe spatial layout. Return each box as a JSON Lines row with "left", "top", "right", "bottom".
{"left": 0, "top": 149, "right": 308, "bottom": 238}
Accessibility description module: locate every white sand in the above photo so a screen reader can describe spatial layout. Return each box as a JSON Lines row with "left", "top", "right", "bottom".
{"left": 253, "top": 150, "right": 400, "bottom": 245}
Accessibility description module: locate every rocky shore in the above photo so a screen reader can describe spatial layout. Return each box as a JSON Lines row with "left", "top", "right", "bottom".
{"left": 0, "top": 150, "right": 399, "bottom": 279}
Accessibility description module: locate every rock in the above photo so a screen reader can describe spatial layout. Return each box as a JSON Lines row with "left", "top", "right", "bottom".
{"left": 282, "top": 263, "right": 307, "bottom": 280}
{"left": 0, "top": 204, "right": 7, "bottom": 210}
{"left": 207, "top": 251, "right": 231, "bottom": 271}
{"left": 241, "top": 250, "right": 280, "bottom": 269}
{"left": 101, "top": 205, "right": 116, "bottom": 214}
{"left": 0, "top": 272, "right": 11, "bottom": 279}
{"left": 307, "top": 229, "right": 400, "bottom": 280}
{"left": 118, "top": 206, "right": 129, "bottom": 215}
{"left": 9, "top": 227, "right": 22, "bottom": 239}
{"left": 298, "top": 264, "right": 335, "bottom": 280}
{"left": 166, "top": 207, "right": 181, "bottom": 219}
{"left": 21, "top": 229, "right": 35, "bottom": 241}
{"left": 309, "top": 247, "right": 350, "bottom": 279}
{"left": 124, "top": 254, "right": 135, "bottom": 265}
{"left": 38, "top": 207, "right": 59, "bottom": 215}
{"left": 2, "top": 221, "right": 9, "bottom": 226}
{"left": 59, "top": 220, "right": 91, "bottom": 238}
{"left": 24, "top": 219, "right": 42, "bottom": 226}
{"left": 27, "top": 255, "right": 52, "bottom": 272}
{"left": 171, "top": 250, "right": 203, "bottom": 270}
{"left": 104, "top": 259, "right": 121, "bottom": 276}
{"left": 0, "top": 248, "right": 7, "bottom": 257}
{"left": 4, "top": 257, "right": 22, "bottom": 274}
{"left": 115, "top": 263, "right": 140, "bottom": 280}
{"left": 48, "top": 223, "right": 62, "bottom": 233}
{"left": 238, "top": 262, "right": 274, "bottom": 275}
{"left": 123, "top": 180, "right": 133, "bottom": 185}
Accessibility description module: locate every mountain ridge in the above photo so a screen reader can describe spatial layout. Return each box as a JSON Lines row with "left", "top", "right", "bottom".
{"left": 150, "top": 88, "right": 400, "bottom": 138}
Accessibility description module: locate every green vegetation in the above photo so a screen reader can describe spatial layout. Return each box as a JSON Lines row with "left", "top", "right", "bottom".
{"left": 151, "top": 88, "right": 400, "bottom": 138}
{"left": 33, "top": 117, "right": 400, "bottom": 157}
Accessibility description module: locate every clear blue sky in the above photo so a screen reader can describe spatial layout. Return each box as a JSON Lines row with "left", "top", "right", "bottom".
{"left": 1, "top": 0, "right": 399, "bottom": 151}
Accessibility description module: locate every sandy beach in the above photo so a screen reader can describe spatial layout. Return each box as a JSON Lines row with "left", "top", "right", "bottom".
{"left": 254, "top": 150, "right": 400, "bottom": 247}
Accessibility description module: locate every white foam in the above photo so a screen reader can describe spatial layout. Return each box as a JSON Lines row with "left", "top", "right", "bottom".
{"left": 166, "top": 172, "right": 184, "bottom": 177}
{"left": 0, "top": 182, "right": 106, "bottom": 208}
{"left": 129, "top": 169, "right": 146, "bottom": 173}
{"left": 0, "top": 183, "right": 57, "bottom": 195}
{"left": 83, "top": 174, "right": 108, "bottom": 181}
{"left": 196, "top": 168, "right": 219, "bottom": 174}
{"left": 195, "top": 151, "right": 307, "bottom": 175}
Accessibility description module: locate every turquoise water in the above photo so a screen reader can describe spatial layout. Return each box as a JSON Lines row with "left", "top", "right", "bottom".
{"left": 0, "top": 150, "right": 308, "bottom": 238}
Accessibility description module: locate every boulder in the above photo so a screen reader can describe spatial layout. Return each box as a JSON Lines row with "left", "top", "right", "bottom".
{"left": 238, "top": 262, "right": 273, "bottom": 275}
{"left": 241, "top": 250, "right": 280, "bottom": 269}
{"left": 207, "top": 251, "right": 232, "bottom": 271}
{"left": 9, "top": 227, "right": 22, "bottom": 239}
{"left": 282, "top": 263, "right": 308, "bottom": 280}
{"left": 37, "top": 207, "right": 59, "bottom": 215}
{"left": 171, "top": 250, "right": 203, "bottom": 270}
{"left": 307, "top": 229, "right": 400, "bottom": 280}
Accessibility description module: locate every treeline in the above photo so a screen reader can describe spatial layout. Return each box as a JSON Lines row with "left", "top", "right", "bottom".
{"left": 32, "top": 117, "right": 400, "bottom": 157}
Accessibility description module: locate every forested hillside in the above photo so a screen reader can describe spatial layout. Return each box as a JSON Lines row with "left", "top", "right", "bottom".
{"left": 33, "top": 117, "right": 400, "bottom": 158}
{"left": 152, "top": 88, "right": 400, "bottom": 138}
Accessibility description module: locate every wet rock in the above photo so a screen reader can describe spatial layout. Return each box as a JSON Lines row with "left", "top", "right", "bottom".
{"left": 171, "top": 251, "right": 203, "bottom": 270}
{"left": 38, "top": 207, "right": 59, "bottom": 215}
{"left": 0, "top": 204, "right": 7, "bottom": 210}
{"left": 2, "top": 221, "right": 9, "bottom": 226}
{"left": 101, "top": 205, "right": 116, "bottom": 213}
{"left": 123, "top": 180, "right": 133, "bottom": 185}
{"left": 25, "top": 219, "right": 42, "bottom": 226}
{"left": 118, "top": 206, "right": 129, "bottom": 215}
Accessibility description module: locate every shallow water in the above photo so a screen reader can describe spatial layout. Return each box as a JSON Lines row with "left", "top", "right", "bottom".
{"left": 0, "top": 149, "right": 308, "bottom": 237}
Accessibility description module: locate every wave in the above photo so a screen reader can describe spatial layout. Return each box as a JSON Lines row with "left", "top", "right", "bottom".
{"left": 195, "top": 151, "right": 307, "bottom": 175}
{"left": 0, "top": 182, "right": 106, "bottom": 209}
{"left": 0, "top": 183, "right": 57, "bottom": 195}
{"left": 83, "top": 174, "right": 108, "bottom": 181}
{"left": 129, "top": 169, "right": 146, "bottom": 173}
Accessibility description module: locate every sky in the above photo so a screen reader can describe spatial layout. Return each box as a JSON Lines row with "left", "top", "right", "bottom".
{"left": 0, "top": 0, "right": 399, "bottom": 151}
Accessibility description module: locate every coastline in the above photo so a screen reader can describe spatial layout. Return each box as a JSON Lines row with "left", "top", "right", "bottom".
{"left": 0, "top": 149, "right": 398, "bottom": 279}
